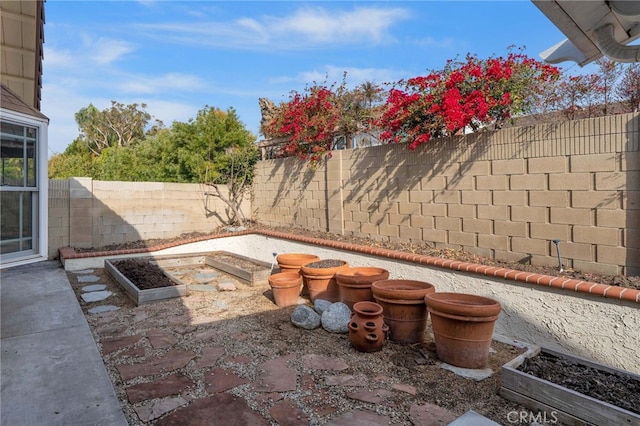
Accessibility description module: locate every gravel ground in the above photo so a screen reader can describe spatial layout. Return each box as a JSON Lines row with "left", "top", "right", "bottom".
{"left": 67, "top": 262, "right": 532, "bottom": 425}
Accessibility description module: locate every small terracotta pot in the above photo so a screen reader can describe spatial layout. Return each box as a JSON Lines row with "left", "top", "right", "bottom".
{"left": 335, "top": 267, "right": 390, "bottom": 309}
{"left": 300, "top": 259, "right": 349, "bottom": 303}
{"left": 425, "top": 292, "right": 501, "bottom": 369}
{"left": 371, "top": 279, "right": 436, "bottom": 344}
{"left": 349, "top": 301, "right": 388, "bottom": 352}
{"left": 268, "top": 272, "right": 303, "bottom": 307}
{"left": 276, "top": 253, "right": 320, "bottom": 275}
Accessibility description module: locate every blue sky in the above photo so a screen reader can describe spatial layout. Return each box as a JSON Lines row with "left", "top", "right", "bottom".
{"left": 42, "top": 1, "right": 584, "bottom": 156}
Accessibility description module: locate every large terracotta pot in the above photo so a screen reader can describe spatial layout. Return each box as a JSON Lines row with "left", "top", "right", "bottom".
{"left": 335, "top": 267, "right": 390, "bottom": 309}
{"left": 268, "top": 272, "right": 303, "bottom": 307}
{"left": 424, "top": 292, "right": 501, "bottom": 369}
{"left": 300, "top": 259, "right": 349, "bottom": 303}
{"left": 348, "top": 301, "right": 388, "bottom": 353}
{"left": 276, "top": 253, "right": 320, "bottom": 275}
{"left": 371, "top": 279, "right": 436, "bottom": 344}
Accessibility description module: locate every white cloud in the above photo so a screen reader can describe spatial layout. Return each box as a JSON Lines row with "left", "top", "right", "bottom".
{"left": 43, "top": 47, "right": 76, "bottom": 68}
{"left": 139, "top": 6, "right": 411, "bottom": 50}
{"left": 272, "top": 65, "right": 405, "bottom": 90}
{"left": 119, "top": 73, "right": 206, "bottom": 95}
{"left": 87, "top": 37, "right": 135, "bottom": 65}
{"left": 413, "top": 36, "right": 457, "bottom": 49}
{"left": 268, "top": 7, "right": 409, "bottom": 44}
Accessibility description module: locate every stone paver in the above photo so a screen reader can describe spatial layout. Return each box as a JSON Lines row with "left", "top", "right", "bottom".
{"left": 324, "top": 374, "right": 367, "bottom": 386}
{"left": 189, "top": 284, "right": 217, "bottom": 292}
{"left": 346, "top": 388, "right": 393, "bottom": 404}
{"left": 147, "top": 330, "right": 178, "bottom": 349}
{"left": 125, "top": 373, "right": 194, "bottom": 403}
{"left": 155, "top": 393, "right": 268, "bottom": 426}
{"left": 392, "top": 383, "right": 417, "bottom": 394}
{"left": 88, "top": 305, "right": 120, "bottom": 314}
{"left": 302, "top": 354, "right": 349, "bottom": 371}
{"left": 268, "top": 399, "right": 309, "bottom": 425}
{"left": 100, "top": 334, "right": 143, "bottom": 354}
{"left": 226, "top": 354, "right": 251, "bottom": 364}
{"left": 134, "top": 396, "right": 188, "bottom": 423}
{"left": 326, "top": 409, "right": 391, "bottom": 425}
{"left": 438, "top": 363, "right": 494, "bottom": 381}
{"left": 194, "top": 272, "right": 219, "bottom": 282}
{"left": 204, "top": 368, "right": 249, "bottom": 393}
{"left": 253, "top": 354, "right": 297, "bottom": 392}
{"left": 77, "top": 274, "right": 100, "bottom": 283}
{"left": 82, "top": 284, "right": 107, "bottom": 292}
{"left": 81, "top": 290, "right": 112, "bottom": 303}
{"left": 116, "top": 349, "right": 196, "bottom": 381}
{"left": 119, "top": 346, "right": 146, "bottom": 358}
{"left": 190, "top": 327, "right": 219, "bottom": 342}
{"left": 409, "top": 402, "right": 458, "bottom": 426}
{"left": 192, "top": 346, "right": 225, "bottom": 369}
{"left": 218, "top": 281, "right": 237, "bottom": 291}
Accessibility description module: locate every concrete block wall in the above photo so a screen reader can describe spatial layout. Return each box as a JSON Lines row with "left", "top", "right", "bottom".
{"left": 253, "top": 112, "right": 640, "bottom": 276}
{"left": 48, "top": 178, "right": 247, "bottom": 256}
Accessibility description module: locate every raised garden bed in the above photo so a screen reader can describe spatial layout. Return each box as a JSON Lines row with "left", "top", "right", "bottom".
{"left": 202, "top": 251, "right": 272, "bottom": 285}
{"left": 105, "top": 251, "right": 273, "bottom": 305}
{"left": 106, "top": 257, "right": 187, "bottom": 305}
{"left": 501, "top": 347, "right": 640, "bottom": 425}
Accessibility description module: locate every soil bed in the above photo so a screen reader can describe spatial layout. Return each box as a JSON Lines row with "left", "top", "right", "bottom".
{"left": 519, "top": 351, "right": 640, "bottom": 415}
{"left": 305, "top": 259, "right": 346, "bottom": 268}
{"left": 111, "top": 258, "right": 176, "bottom": 290}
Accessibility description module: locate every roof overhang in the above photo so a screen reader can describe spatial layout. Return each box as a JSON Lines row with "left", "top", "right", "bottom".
{"left": 533, "top": 0, "right": 640, "bottom": 66}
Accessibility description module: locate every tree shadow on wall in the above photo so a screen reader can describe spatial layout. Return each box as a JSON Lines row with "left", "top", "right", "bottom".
{"left": 625, "top": 113, "right": 640, "bottom": 276}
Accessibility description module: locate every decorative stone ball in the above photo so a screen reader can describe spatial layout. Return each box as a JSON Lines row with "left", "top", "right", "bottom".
{"left": 291, "top": 305, "right": 321, "bottom": 330}
{"left": 321, "top": 302, "right": 351, "bottom": 334}
{"left": 314, "top": 299, "right": 332, "bottom": 315}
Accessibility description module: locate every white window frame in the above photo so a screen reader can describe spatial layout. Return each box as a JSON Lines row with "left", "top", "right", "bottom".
{"left": 0, "top": 108, "right": 49, "bottom": 269}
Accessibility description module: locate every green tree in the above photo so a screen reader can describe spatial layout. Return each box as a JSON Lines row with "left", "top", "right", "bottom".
{"left": 75, "top": 101, "right": 157, "bottom": 155}
{"left": 203, "top": 144, "right": 259, "bottom": 226}
{"left": 170, "top": 106, "right": 258, "bottom": 225}
{"left": 48, "top": 139, "right": 96, "bottom": 178}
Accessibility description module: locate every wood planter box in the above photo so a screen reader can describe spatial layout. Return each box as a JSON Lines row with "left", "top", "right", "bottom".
{"left": 150, "top": 251, "right": 272, "bottom": 285}
{"left": 105, "top": 258, "right": 187, "bottom": 305}
{"left": 501, "top": 347, "right": 640, "bottom": 425}
{"left": 106, "top": 251, "right": 273, "bottom": 305}
{"left": 204, "top": 251, "right": 272, "bottom": 285}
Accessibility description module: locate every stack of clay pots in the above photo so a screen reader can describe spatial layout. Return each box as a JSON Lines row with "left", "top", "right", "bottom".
{"left": 272, "top": 253, "right": 502, "bottom": 367}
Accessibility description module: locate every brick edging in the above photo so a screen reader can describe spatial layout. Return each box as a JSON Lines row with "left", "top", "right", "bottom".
{"left": 59, "top": 229, "right": 640, "bottom": 304}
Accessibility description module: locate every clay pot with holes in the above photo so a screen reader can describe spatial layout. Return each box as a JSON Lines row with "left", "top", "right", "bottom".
{"left": 348, "top": 301, "right": 388, "bottom": 352}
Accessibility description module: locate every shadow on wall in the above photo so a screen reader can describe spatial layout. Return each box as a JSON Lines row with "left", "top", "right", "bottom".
{"left": 625, "top": 115, "right": 640, "bottom": 276}
{"left": 265, "top": 157, "right": 325, "bottom": 229}
{"left": 48, "top": 178, "right": 236, "bottom": 256}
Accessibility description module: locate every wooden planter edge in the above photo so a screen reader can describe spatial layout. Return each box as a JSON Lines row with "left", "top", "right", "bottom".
{"left": 500, "top": 347, "right": 640, "bottom": 425}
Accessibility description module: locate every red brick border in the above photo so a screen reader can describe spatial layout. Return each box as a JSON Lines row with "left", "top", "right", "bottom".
{"left": 59, "top": 229, "right": 640, "bottom": 304}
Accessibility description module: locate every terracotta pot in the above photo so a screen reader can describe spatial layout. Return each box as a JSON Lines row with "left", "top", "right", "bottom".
{"left": 335, "top": 267, "right": 390, "bottom": 309}
{"left": 268, "top": 272, "right": 303, "bottom": 307}
{"left": 300, "top": 259, "right": 349, "bottom": 303}
{"left": 276, "top": 253, "right": 320, "bottom": 275}
{"left": 371, "top": 279, "right": 436, "bottom": 344}
{"left": 424, "top": 292, "right": 501, "bottom": 369}
{"left": 349, "top": 301, "right": 388, "bottom": 352}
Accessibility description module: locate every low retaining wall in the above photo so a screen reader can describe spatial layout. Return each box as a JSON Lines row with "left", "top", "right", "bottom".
{"left": 60, "top": 232, "right": 640, "bottom": 375}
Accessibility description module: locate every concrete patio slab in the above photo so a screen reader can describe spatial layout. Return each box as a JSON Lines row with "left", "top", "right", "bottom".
{"left": 0, "top": 261, "right": 127, "bottom": 426}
